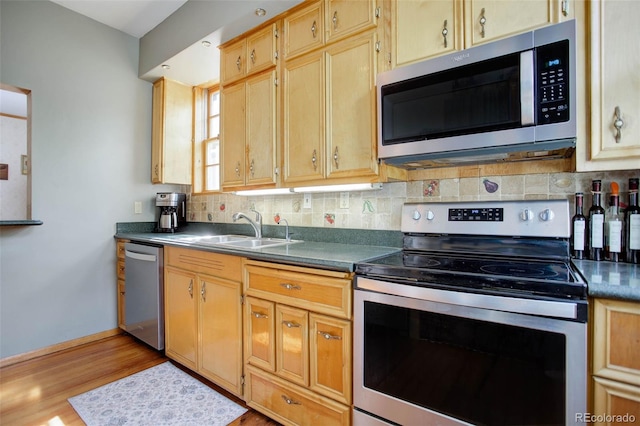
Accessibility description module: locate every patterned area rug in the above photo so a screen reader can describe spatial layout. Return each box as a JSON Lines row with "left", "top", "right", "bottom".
{"left": 68, "top": 362, "right": 247, "bottom": 425}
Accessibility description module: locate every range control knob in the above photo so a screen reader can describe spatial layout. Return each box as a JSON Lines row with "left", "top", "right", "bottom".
{"left": 426, "top": 210, "right": 435, "bottom": 221}
{"left": 520, "top": 209, "right": 534, "bottom": 222}
{"left": 412, "top": 210, "right": 421, "bottom": 221}
{"left": 539, "top": 208, "right": 555, "bottom": 222}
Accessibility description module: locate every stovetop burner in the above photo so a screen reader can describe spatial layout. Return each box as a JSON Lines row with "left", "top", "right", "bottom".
{"left": 479, "top": 263, "right": 560, "bottom": 279}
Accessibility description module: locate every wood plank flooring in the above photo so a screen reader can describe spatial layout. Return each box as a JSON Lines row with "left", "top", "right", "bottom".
{"left": 0, "top": 334, "right": 279, "bottom": 426}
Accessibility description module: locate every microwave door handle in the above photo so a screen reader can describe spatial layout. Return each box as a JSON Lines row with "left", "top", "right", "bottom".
{"left": 520, "top": 50, "right": 535, "bottom": 126}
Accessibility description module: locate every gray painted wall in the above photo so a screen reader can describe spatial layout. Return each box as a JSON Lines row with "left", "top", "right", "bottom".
{"left": 0, "top": 0, "right": 180, "bottom": 358}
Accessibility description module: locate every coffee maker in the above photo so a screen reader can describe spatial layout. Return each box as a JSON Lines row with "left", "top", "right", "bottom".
{"left": 155, "top": 192, "right": 187, "bottom": 233}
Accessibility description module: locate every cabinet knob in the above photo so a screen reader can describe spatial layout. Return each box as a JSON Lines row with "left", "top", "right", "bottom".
{"left": 201, "top": 281, "right": 206, "bottom": 301}
{"left": 479, "top": 8, "right": 487, "bottom": 38}
{"left": 282, "top": 320, "right": 301, "bottom": 328}
{"left": 281, "top": 394, "right": 301, "bottom": 405}
{"left": 280, "top": 282, "right": 301, "bottom": 291}
{"left": 235, "top": 161, "right": 241, "bottom": 177}
{"left": 188, "top": 280, "right": 193, "bottom": 298}
{"left": 311, "top": 150, "right": 317, "bottom": 171}
{"left": 251, "top": 311, "right": 268, "bottom": 319}
{"left": 311, "top": 20, "right": 317, "bottom": 38}
{"left": 333, "top": 146, "right": 339, "bottom": 169}
{"left": 318, "top": 330, "right": 341, "bottom": 340}
{"left": 614, "top": 106, "right": 624, "bottom": 143}
{"left": 332, "top": 11, "right": 338, "bottom": 30}
{"left": 442, "top": 20, "right": 448, "bottom": 48}
{"left": 250, "top": 159, "right": 255, "bottom": 177}
{"left": 250, "top": 49, "right": 256, "bottom": 64}
{"left": 236, "top": 56, "right": 242, "bottom": 71}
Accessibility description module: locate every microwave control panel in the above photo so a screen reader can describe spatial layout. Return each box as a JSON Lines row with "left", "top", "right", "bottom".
{"left": 536, "top": 40, "right": 569, "bottom": 124}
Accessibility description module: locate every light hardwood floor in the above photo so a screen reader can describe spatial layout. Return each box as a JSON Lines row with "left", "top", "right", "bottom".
{"left": 0, "top": 334, "right": 279, "bottom": 426}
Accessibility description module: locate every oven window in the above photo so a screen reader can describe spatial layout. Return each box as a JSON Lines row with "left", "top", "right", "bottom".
{"left": 381, "top": 54, "right": 521, "bottom": 145}
{"left": 363, "top": 301, "right": 565, "bottom": 425}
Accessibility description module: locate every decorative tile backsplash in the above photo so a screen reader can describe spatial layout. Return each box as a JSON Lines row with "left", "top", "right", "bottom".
{"left": 188, "top": 170, "right": 639, "bottom": 231}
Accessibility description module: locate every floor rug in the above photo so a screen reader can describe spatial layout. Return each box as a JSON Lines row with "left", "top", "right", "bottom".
{"left": 68, "top": 361, "right": 247, "bottom": 426}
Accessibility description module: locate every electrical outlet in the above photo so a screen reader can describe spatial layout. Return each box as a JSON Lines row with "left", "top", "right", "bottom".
{"left": 134, "top": 201, "right": 142, "bottom": 214}
{"left": 303, "top": 193, "right": 312, "bottom": 209}
{"left": 340, "top": 192, "right": 349, "bottom": 209}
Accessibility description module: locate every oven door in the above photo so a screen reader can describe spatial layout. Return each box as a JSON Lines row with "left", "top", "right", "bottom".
{"left": 354, "top": 278, "right": 587, "bottom": 426}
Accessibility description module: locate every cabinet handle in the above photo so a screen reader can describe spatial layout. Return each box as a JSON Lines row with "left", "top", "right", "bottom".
{"left": 201, "top": 281, "right": 206, "bottom": 301}
{"left": 251, "top": 311, "right": 268, "bottom": 319}
{"left": 332, "top": 11, "right": 338, "bottom": 30}
{"left": 281, "top": 394, "right": 301, "bottom": 405}
{"left": 188, "top": 280, "right": 193, "bottom": 298}
{"left": 311, "top": 149, "right": 317, "bottom": 170}
{"left": 236, "top": 55, "right": 242, "bottom": 70}
{"left": 479, "top": 8, "right": 487, "bottom": 38}
{"left": 318, "top": 330, "right": 342, "bottom": 340}
{"left": 280, "top": 282, "right": 301, "bottom": 291}
{"left": 614, "top": 106, "right": 624, "bottom": 143}
{"left": 235, "top": 161, "right": 241, "bottom": 177}
{"left": 333, "top": 146, "right": 339, "bottom": 169}
{"left": 120, "top": 291, "right": 126, "bottom": 296}
{"left": 154, "top": 164, "right": 159, "bottom": 177}
{"left": 250, "top": 49, "right": 256, "bottom": 64}
{"left": 311, "top": 20, "right": 317, "bottom": 38}
{"left": 119, "top": 265, "right": 125, "bottom": 273}
{"left": 442, "top": 20, "right": 448, "bottom": 48}
{"left": 250, "top": 159, "right": 255, "bottom": 177}
{"left": 282, "top": 320, "right": 301, "bottom": 328}
{"left": 562, "top": 0, "right": 569, "bottom": 16}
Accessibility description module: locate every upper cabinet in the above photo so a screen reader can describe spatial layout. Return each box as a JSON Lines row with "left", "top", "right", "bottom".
{"left": 221, "top": 23, "right": 279, "bottom": 86}
{"left": 576, "top": 0, "right": 640, "bottom": 171}
{"left": 391, "top": 0, "right": 572, "bottom": 68}
{"left": 151, "top": 77, "right": 192, "bottom": 185}
{"left": 325, "top": 0, "right": 379, "bottom": 43}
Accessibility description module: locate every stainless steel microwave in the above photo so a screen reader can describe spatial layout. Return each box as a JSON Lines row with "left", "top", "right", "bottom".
{"left": 377, "top": 20, "right": 576, "bottom": 169}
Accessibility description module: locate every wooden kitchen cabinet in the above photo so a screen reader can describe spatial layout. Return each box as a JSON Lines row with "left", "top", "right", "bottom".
{"left": 164, "top": 247, "right": 244, "bottom": 397}
{"left": 283, "top": 1, "right": 325, "bottom": 59}
{"left": 390, "top": 0, "right": 571, "bottom": 68}
{"left": 151, "top": 77, "right": 192, "bottom": 185}
{"left": 221, "top": 70, "right": 278, "bottom": 191}
{"left": 221, "top": 23, "right": 279, "bottom": 86}
{"left": 243, "top": 260, "right": 353, "bottom": 425}
{"left": 283, "top": 30, "right": 378, "bottom": 186}
{"left": 591, "top": 298, "right": 640, "bottom": 422}
{"left": 116, "top": 239, "right": 128, "bottom": 330}
{"left": 325, "top": 0, "right": 378, "bottom": 44}
{"left": 576, "top": 0, "right": 640, "bottom": 171}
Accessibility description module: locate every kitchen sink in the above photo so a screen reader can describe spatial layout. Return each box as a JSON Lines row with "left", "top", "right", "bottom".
{"left": 218, "top": 237, "right": 300, "bottom": 249}
{"left": 151, "top": 234, "right": 300, "bottom": 249}
{"left": 176, "top": 235, "right": 248, "bottom": 244}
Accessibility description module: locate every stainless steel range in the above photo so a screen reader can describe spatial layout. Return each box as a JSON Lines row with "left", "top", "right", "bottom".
{"left": 354, "top": 200, "right": 587, "bottom": 426}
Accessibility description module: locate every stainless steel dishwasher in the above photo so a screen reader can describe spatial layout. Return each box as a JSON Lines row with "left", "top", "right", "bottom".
{"left": 124, "top": 242, "right": 164, "bottom": 350}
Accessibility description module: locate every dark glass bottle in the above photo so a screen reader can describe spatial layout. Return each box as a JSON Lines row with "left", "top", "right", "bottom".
{"left": 588, "top": 180, "right": 605, "bottom": 261}
{"left": 625, "top": 178, "right": 640, "bottom": 264}
{"left": 605, "top": 182, "right": 623, "bottom": 262}
{"left": 571, "top": 192, "right": 586, "bottom": 259}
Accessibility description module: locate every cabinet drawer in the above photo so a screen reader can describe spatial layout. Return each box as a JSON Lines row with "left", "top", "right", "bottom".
{"left": 593, "top": 376, "right": 640, "bottom": 422}
{"left": 593, "top": 298, "right": 640, "bottom": 387}
{"left": 116, "top": 239, "right": 128, "bottom": 259}
{"left": 165, "top": 246, "right": 243, "bottom": 281}
{"left": 246, "top": 365, "right": 350, "bottom": 426}
{"left": 244, "top": 261, "right": 353, "bottom": 319}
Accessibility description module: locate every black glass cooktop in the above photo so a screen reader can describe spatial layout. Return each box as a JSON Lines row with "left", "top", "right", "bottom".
{"left": 356, "top": 251, "right": 587, "bottom": 300}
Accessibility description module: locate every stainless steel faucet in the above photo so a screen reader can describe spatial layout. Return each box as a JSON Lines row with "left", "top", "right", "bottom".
{"left": 232, "top": 209, "right": 262, "bottom": 238}
{"left": 277, "top": 218, "right": 292, "bottom": 241}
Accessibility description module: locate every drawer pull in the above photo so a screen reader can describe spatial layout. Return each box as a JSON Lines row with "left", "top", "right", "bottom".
{"left": 281, "top": 394, "right": 301, "bottom": 405}
{"left": 282, "top": 320, "right": 301, "bottom": 328}
{"left": 318, "top": 330, "right": 341, "bottom": 340}
{"left": 252, "top": 311, "right": 268, "bottom": 319}
{"left": 280, "top": 283, "right": 301, "bottom": 291}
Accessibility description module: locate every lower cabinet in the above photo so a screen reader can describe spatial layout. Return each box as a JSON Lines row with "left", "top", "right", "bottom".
{"left": 244, "top": 260, "right": 353, "bottom": 425}
{"left": 164, "top": 246, "right": 245, "bottom": 397}
{"left": 592, "top": 298, "right": 640, "bottom": 423}
{"left": 116, "top": 239, "right": 128, "bottom": 330}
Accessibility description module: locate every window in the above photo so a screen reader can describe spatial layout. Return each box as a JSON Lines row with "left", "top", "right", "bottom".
{"left": 204, "top": 88, "right": 220, "bottom": 192}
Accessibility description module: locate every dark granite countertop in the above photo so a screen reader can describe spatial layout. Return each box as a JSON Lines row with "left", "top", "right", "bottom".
{"left": 115, "top": 223, "right": 401, "bottom": 272}
{"left": 573, "top": 260, "right": 640, "bottom": 302}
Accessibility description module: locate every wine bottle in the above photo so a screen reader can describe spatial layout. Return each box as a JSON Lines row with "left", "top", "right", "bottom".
{"left": 625, "top": 178, "right": 640, "bottom": 264}
{"left": 588, "top": 180, "right": 605, "bottom": 261}
{"left": 571, "top": 192, "right": 586, "bottom": 259}
{"left": 605, "top": 182, "right": 623, "bottom": 262}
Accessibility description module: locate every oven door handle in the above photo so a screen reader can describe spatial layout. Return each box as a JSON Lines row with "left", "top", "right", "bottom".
{"left": 356, "top": 277, "right": 581, "bottom": 320}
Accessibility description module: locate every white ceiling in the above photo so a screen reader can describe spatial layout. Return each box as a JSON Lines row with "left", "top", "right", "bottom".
{"left": 47, "top": 0, "right": 302, "bottom": 86}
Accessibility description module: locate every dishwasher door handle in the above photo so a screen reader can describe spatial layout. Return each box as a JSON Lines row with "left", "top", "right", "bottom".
{"left": 125, "top": 250, "right": 157, "bottom": 262}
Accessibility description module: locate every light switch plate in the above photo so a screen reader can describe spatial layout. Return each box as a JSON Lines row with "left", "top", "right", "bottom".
{"left": 303, "top": 193, "right": 312, "bottom": 209}
{"left": 134, "top": 201, "right": 142, "bottom": 214}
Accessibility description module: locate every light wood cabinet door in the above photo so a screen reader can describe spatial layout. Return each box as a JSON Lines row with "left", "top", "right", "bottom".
{"left": 246, "top": 70, "right": 277, "bottom": 187}
{"left": 221, "top": 39, "right": 246, "bottom": 85}
{"left": 246, "top": 297, "right": 276, "bottom": 372}
{"left": 593, "top": 376, "right": 640, "bottom": 425}
{"left": 326, "top": 0, "right": 377, "bottom": 43}
{"left": 577, "top": 0, "right": 640, "bottom": 171}
{"left": 392, "top": 0, "right": 463, "bottom": 67}
{"left": 199, "top": 274, "right": 243, "bottom": 396}
{"left": 464, "top": 0, "right": 556, "bottom": 47}
{"left": 276, "top": 305, "right": 309, "bottom": 387}
{"left": 284, "top": 1, "right": 324, "bottom": 59}
{"left": 247, "top": 23, "right": 279, "bottom": 75}
{"left": 164, "top": 266, "right": 198, "bottom": 371}
{"left": 151, "top": 78, "right": 192, "bottom": 185}
{"left": 221, "top": 82, "right": 246, "bottom": 189}
{"left": 310, "top": 313, "right": 351, "bottom": 405}
{"left": 326, "top": 31, "right": 378, "bottom": 180}
{"left": 283, "top": 51, "right": 326, "bottom": 184}
{"left": 117, "top": 279, "right": 126, "bottom": 329}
